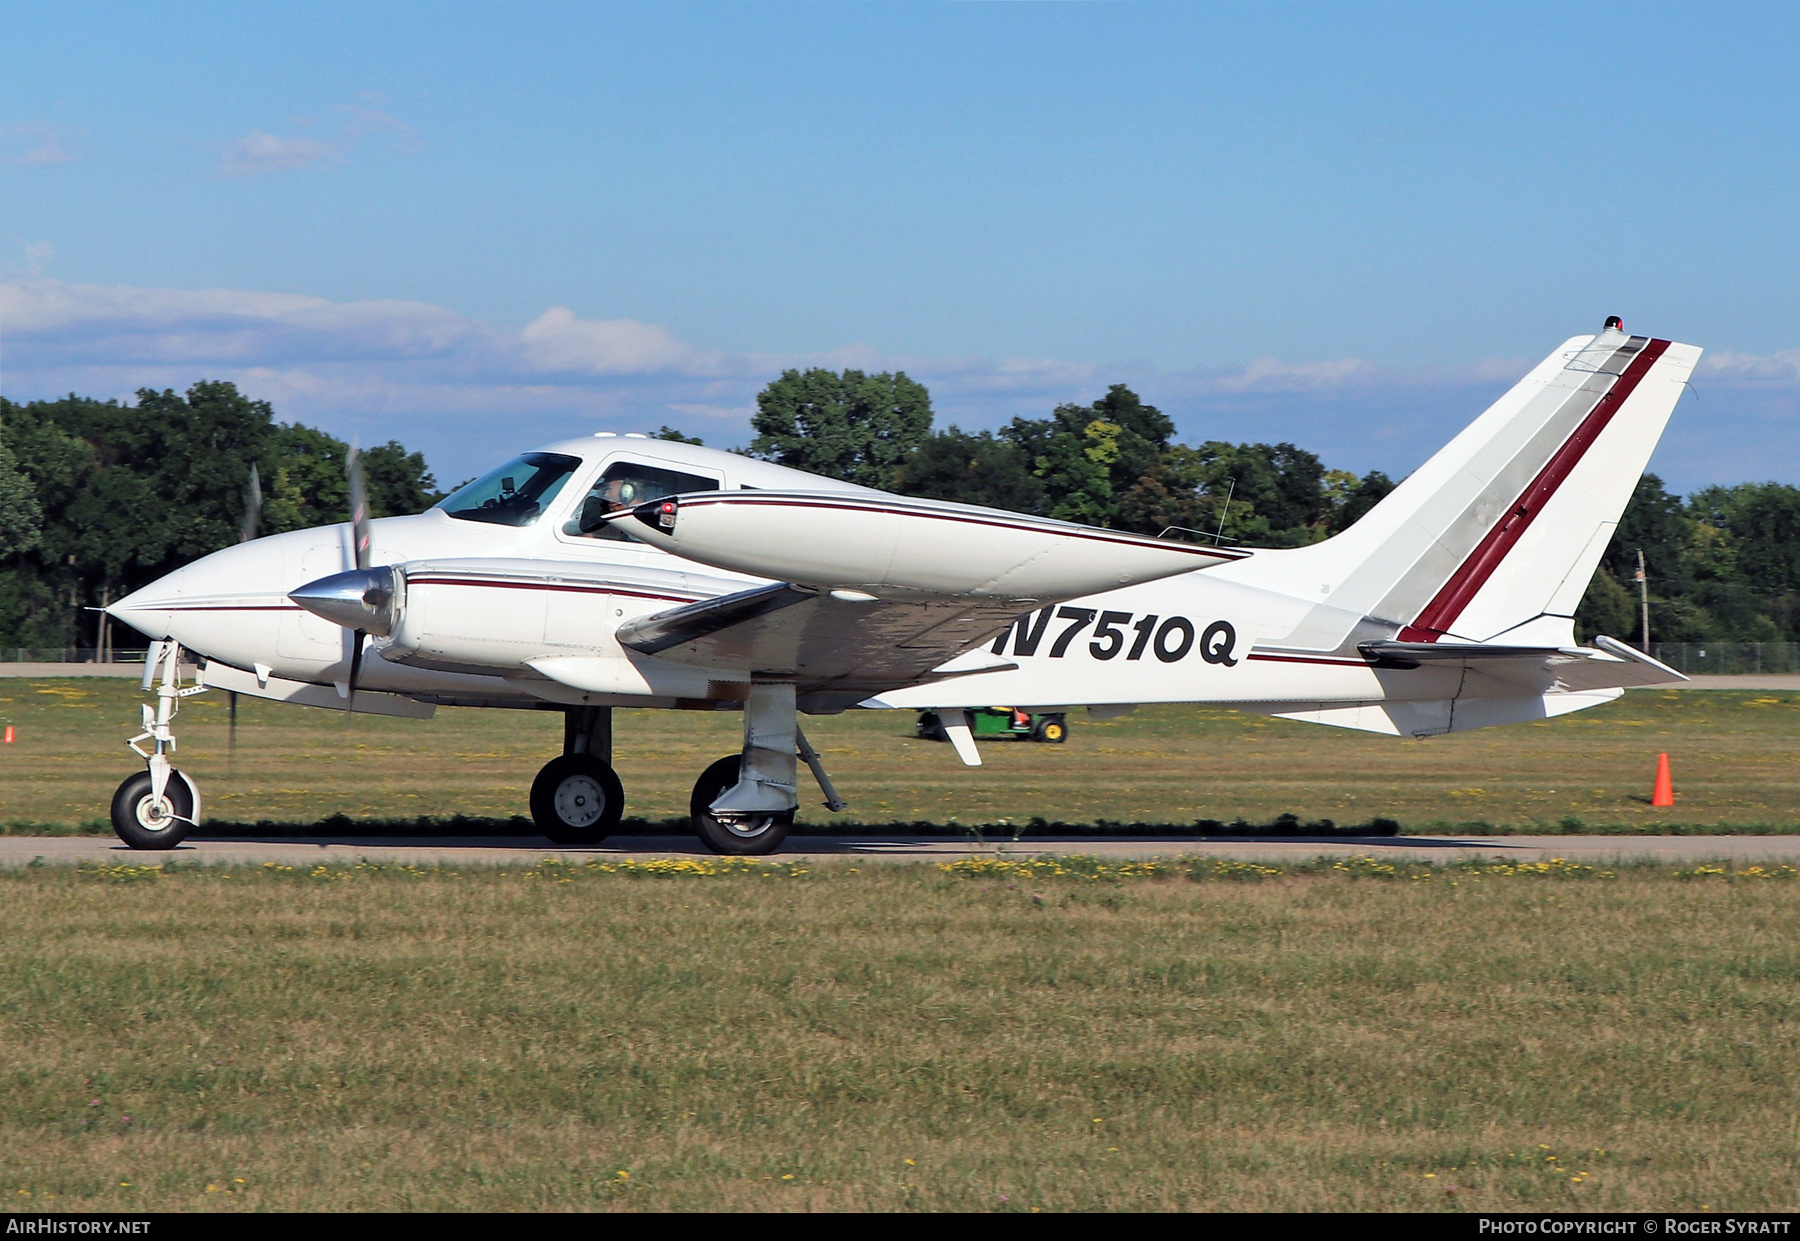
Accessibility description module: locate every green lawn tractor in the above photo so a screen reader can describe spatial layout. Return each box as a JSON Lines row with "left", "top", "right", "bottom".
{"left": 915, "top": 707, "right": 1069, "bottom": 744}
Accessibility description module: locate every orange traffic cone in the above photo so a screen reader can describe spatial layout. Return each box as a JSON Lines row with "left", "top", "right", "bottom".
{"left": 1652, "top": 752, "right": 1674, "bottom": 807}
{"left": 2, "top": 725, "right": 12, "bottom": 744}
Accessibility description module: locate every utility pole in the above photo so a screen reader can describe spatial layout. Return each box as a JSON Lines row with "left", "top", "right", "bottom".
{"left": 1635, "top": 548, "right": 1651, "bottom": 654}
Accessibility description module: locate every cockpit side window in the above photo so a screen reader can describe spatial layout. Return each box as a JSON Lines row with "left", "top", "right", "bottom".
{"left": 436, "top": 453, "right": 581, "bottom": 527}
{"left": 565, "top": 462, "right": 721, "bottom": 540}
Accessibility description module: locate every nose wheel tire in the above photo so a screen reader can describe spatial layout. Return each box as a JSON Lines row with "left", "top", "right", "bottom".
{"left": 110, "top": 770, "right": 199, "bottom": 850}
{"left": 690, "top": 755, "right": 793, "bottom": 856}
{"left": 530, "top": 754, "right": 625, "bottom": 845}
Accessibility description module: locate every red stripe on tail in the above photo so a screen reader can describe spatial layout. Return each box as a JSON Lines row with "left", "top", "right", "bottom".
{"left": 1398, "top": 337, "right": 1671, "bottom": 642}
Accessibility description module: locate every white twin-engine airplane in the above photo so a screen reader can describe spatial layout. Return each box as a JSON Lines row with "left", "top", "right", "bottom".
{"left": 106, "top": 320, "right": 1697, "bottom": 855}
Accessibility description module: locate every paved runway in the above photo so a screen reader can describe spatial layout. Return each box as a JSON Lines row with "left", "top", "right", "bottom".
{"left": 7, "top": 834, "right": 1800, "bottom": 866}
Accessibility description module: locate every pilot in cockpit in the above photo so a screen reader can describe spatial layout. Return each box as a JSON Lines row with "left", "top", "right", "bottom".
{"left": 565, "top": 462, "right": 720, "bottom": 540}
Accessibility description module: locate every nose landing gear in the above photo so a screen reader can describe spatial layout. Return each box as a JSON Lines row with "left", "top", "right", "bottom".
{"left": 113, "top": 640, "right": 208, "bottom": 850}
{"left": 111, "top": 768, "right": 202, "bottom": 850}
{"left": 531, "top": 705, "right": 623, "bottom": 844}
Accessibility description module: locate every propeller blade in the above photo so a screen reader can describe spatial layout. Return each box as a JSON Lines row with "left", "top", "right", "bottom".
{"left": 227, "top": 689, "right": 238, "bottom": 773}
{"left": 344, "top": 630, "right": 366, "bottom": 725}
{"left": 347, "top": 443, "right": 372, "bottom": 571}
{"left": 240, "top": 464, "right": 262, "bottom": 543}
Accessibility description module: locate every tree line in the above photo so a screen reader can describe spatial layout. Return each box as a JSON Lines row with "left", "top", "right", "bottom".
{"left": 745, "top": 368, "right": 1398, "bottom": 547}
{"left": 1, "top": 370, "right": 1795, "bottom": 650}
{"left": 1579, "top": 474, "right": 1800, "bottom": 644}
{"left": 0, "top": 384, "right": 440, "bottom": 648}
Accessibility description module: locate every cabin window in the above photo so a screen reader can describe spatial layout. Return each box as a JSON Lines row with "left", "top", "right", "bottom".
{"left": 565, "top": 462, "right": 721, "bottom": 540}
{"left": 436, "top": 453, "right": 581, "bottom": 527}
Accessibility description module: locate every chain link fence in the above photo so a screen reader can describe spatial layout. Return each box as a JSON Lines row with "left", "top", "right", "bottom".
{"left": 1648, "top": 642, "right": 1800, "bottom": 675}
{"left": 0, "top": 648, "right": 151, "bottom": 664}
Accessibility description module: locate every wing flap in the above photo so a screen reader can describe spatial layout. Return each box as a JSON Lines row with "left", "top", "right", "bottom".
{"left": 617, "top": 582, "right": 1026, "bottom": 693}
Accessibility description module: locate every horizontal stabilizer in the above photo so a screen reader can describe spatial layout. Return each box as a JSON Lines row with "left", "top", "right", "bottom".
{"left": 1357, "top": 634, "right": 1683, "bottom": 693}
{"left": 610, "top": 490, "right": 1244, "bottom": 602}
{"left": 1261, "top": 689, "right": 1622, "bottom": 738}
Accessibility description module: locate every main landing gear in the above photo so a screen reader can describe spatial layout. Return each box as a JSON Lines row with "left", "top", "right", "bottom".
{"left": 532, "top": 686, "right": 845, "bottom": 856}
{"left": 688, "top": 684, "right": 846, "bottom": 856}
{"left": 113, "top": 641, "right": 207, "bottom": 850}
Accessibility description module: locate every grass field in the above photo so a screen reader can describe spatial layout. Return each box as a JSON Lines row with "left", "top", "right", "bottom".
{"left": 2, "top": 856, "right": 1797, "bottom": 1211}
{"left": 2, "top": 679, "right": 1799, "bottom": 833}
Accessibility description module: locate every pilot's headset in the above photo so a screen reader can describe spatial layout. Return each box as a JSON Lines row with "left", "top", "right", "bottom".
{"left": 615, "top": 480, "right": 639, "bottom": 505}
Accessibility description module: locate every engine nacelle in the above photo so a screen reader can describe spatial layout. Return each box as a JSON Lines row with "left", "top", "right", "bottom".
{"left": 616, "top": 491, "right": 1246, "bottom": 601}
{"left": 360, "top": 559, "right": 748, "bottom": 698}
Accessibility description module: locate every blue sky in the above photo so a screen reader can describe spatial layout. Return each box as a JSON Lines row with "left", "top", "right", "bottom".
{"left": 2, "top": 1, "right": 1797, "bottom": 491}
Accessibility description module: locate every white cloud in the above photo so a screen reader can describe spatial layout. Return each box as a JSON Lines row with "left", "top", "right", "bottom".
{"left": 1205, "top": 355, "right": 1378, "bottom": 393}
{"left": 0, "top": 276, "right": 322, "bottom": 333}
{"left": 1699, "top": 349, "right": 1800, "bottom": 385}
{"left": 518, "top": 307, "right": 704, "bottom": 374}
{"left": 1, "top": 274, "right": 1795, "bottom": 493}
{"left": 666, "top": 402, "right": 757, "bottom": 423}
{"left": 221, "top": 132, "right": 342, "bottom": 177}
{"left": 3, "top": 121, "right": 74, "bottom": 165}
{"left": 337, "top": 103, "right": 419, "bottom": 151}
{"left": 220, "top": 102, "right": 419, "bottom": 178}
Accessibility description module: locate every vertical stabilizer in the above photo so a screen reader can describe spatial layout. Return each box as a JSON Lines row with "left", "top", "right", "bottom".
{"left": 1236, "top": 322, "right": 1701, "bottom": 652}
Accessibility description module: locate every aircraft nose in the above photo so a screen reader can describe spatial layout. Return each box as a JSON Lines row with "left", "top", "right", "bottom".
{"left": 107, "top": 573, "right": 189, "bottom": 640}
{"left": 105, "top": 538, "right": 301, "bottom": 642}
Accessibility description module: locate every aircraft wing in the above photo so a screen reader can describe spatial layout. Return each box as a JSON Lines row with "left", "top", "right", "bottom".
{"left": 1357, "top": 634, "right": 1684, "bottom": 693}
{"left": 609, "top": 489, "right": 1250, "bottom": 708}
{"left": 616, "top": 582, "right": 1027, "bottom": 709}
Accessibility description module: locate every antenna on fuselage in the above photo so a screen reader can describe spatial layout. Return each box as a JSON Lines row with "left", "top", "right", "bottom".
{"left": 1213, "top": 481, "right": 1236, "bottom": 545}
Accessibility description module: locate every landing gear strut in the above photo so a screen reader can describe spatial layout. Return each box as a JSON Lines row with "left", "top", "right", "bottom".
{"left": 690, "top": 684, "right": 844, "bottom": 856}
{"left": 113, "top": 640, "right": 207, "bottom": 850}
{"left": 531, "top": 706, "right": 623, "bottom": 844}
{"left": 529, "top": 693, "right": 845, "bottom": 855}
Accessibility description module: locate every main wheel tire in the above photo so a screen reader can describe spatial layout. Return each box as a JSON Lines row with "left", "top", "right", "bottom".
{"left": 110, "top": 769, "right": 198, "bottom": 850}
{"left": 689, "top": 755, "right": 792, "bottom": 856}
{"left": 530, "top": 754, "right": 624, "bottom": 845}
{"left": 1033, "top": 714, "right": 1068, "bottom": 743}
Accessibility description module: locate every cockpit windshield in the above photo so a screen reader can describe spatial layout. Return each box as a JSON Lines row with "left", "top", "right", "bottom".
{"left": 564, "top": 461, "right": 722, "bottom": 540}
{"left": 436, "top": 453, "right": 580, "bottom": 527}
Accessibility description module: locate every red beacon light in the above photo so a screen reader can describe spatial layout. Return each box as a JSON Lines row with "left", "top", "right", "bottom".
{"left": 629, "top": 495, "right": 681, "bottom": 534}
